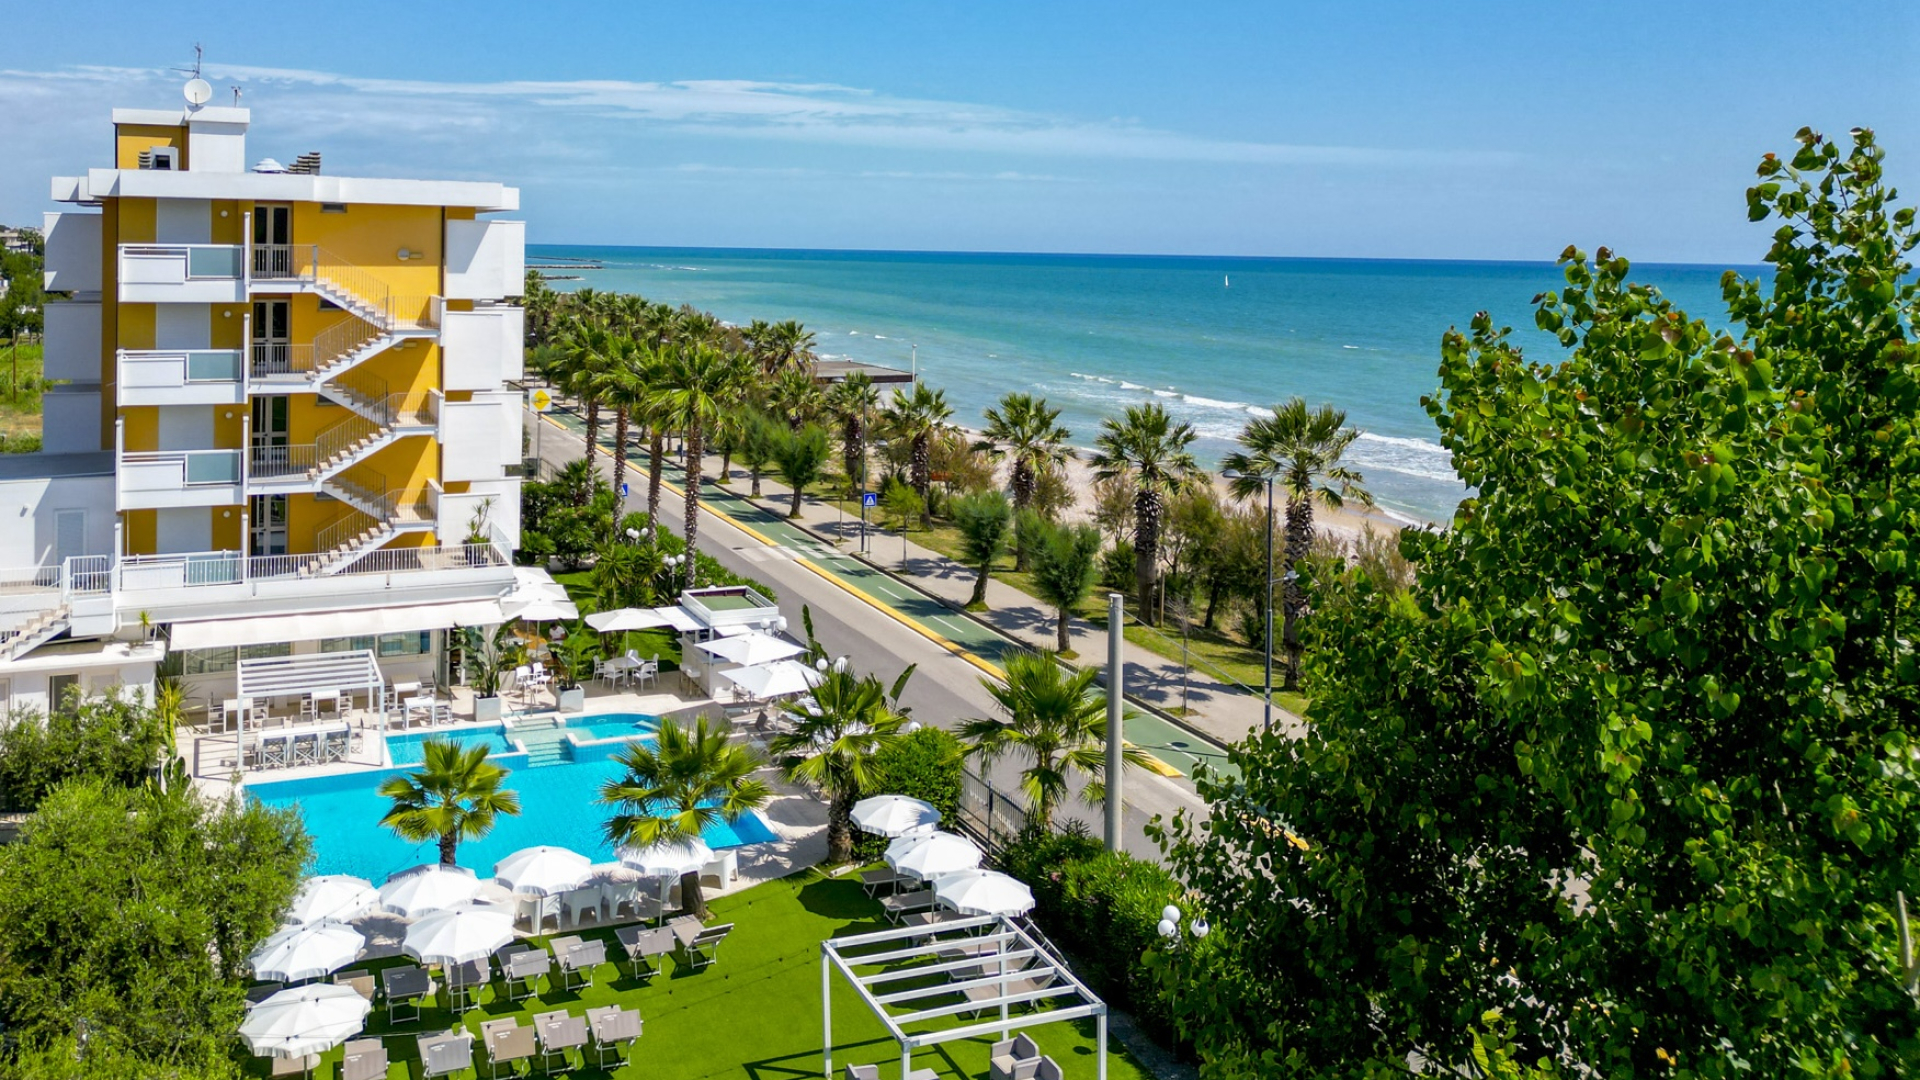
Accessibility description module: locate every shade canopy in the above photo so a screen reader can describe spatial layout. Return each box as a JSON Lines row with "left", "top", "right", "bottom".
{"left": 503, "top": 596, "right": 579, "bottom": 623}
{"left": 885, "top": 831, "right": 981, "bottom": 882}
{"left": 721, "top": 659, "right": 822, "bottom": 699}
{"left": 402, "top": 903, "right": 515, "bottom": 966}
{"left": 585, "top": 607, "right": 675, "bottom": 632}
{"left": 492, "top": 845, "right": 592, "bottom": 897}
{"left": 513, "top": 566, "right": 572, "bottom": 601}
{"left": 851, "top": 794, "right": 941, "bottom": 838}
{"left": 693, "top": 633, "right": 807, "bottom": 666}
{"left": 379, "top": 864, "right": 483, "bottom": 918}
{"left": 286, "top": 875, "right": 379, "bottom": 925}
{"left": 651, "top": 605, "right": 705, "bottom": 633}
{"left": 933, "top": 868, "right": 1035, "bottom": 916}
{"left": 173, "top": 599, "right": 504, "bottom": 651}
{"left": 249, "top": 920, "right": 365, "bottom": 983}
{"left": 239, "top": 984, "right": 372, "bottom": 1060}
{"left": 618, "top": 837, "right": 714, "bottom": 878}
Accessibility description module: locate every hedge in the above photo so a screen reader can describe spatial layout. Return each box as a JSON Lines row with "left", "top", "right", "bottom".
{"left": 854, "top": 728, "right": 964, "bottom": 861}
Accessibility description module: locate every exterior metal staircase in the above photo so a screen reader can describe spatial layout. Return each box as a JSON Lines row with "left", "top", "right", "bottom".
{"left": 299, "top": 481, "right": 434, "bottom": 576}
{"left": 1, "top": 607, "right": 69, "bottom": 661}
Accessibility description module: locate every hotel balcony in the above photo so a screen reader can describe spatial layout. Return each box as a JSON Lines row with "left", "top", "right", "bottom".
{"left": 117, "top": 244, "right": 247, "bottom": 303}
{"left": 117, "top": 349, "right": 247, "bottom": 407}
{"left": 117, "top": 449, "right": 245, "bottom": 510}
{"left": 111, "top": 541, "right": 515, "bottom": 625}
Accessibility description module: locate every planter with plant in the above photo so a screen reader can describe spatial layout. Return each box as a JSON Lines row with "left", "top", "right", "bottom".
{"left": 461, "top": 623, "right": 518, "bottom": 724}
{"left": 552, "top": 623, "right": 597, "bottom": 713}
{"left": 464, "top": 497, "right": 496, "bottom": 566}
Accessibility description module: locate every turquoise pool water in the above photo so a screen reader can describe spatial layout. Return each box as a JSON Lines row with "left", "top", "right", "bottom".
{"left": 251, "top": 715, "right": 779, "bottom": 882}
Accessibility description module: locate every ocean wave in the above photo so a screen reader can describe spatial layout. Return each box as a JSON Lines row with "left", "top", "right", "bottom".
{"left": 1070, "top": 372, "right": 1116, "bottom": 384}
{"left": 1342, "top": 344, "right": 1359, "bottom": 350}
{"left": 874, "top": 334, "right": 889, "bottom": 340}
{"left": 1118, "top": 381, "right": 1147, "bottom": 391}
{"left": 1357, "top": 431, "right": 1451, "bottom": 457}
{"left": 1152, "top": 388, "right": 1179, "bottom": 398}
{"left": 1184, "top": 394, "right": 1250, "bottom": 411}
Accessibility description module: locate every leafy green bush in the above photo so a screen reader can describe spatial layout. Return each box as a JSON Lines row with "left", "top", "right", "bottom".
{"left": 997, "top": 824, "right": 1184, "bottom": 1046}
{"left": 1099, "top": 539, "right": 1136, "bottom": 594}
{"left": 854, "top": 728, "right": 963, "bottom": 860}
{"left": 0, "top": 692, "right": 168, "bottom": 812}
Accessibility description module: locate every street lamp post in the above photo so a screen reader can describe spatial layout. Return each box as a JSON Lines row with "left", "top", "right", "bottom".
{"left": 1224, "top": 470, "right": 1277, "bottom": 732}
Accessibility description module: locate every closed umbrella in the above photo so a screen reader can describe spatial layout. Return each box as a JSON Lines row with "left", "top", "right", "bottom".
{"left": 618, "top": 837, "right": 714, "bottom": 879}
{"left": 585, "top": 607, "right": 674, "bottom": 632}
{"left": 249, "top": 921, "right": 365, "bottom": 983}
{"left": 886, "top": 831, "right": 981, "bottom": 882}
{"left": 694, "top": 633, "right": 806, "bottom": 666}
{"left": 379, "top": 864, "right": 482, "bottom": 918}
{"left": 851, "top": 794, "right": 941, "bottom": 838}
{"left": 933, "top": 869, "right": 1035, "bottom": 917}
{"left": 493, "top": 845, "right": 591, "bottom": 897}
{"left": 285, "top": 875, "right": 379, "bottom": 926}
{"left": 239, "top": 983, "right": 371, "bottom": 1062}
{"left": 723, "top": 660, "right": 822, "bottom": 699}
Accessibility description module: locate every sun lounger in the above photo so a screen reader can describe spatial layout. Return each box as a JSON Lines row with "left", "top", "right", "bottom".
{"left": 332, "top": 970, "right": 375, "bottom": 1002}
{"left": 881, "top": 888, "right": 937, "bottom": 922}
{"left": 416, "top": 1031, "right": 473, "bottom": 1080}
{"left": 501, "top": 945, "right": 552, "bottom": 1001}
{"left": 678, "top": 922, "right": 734, "bottom": 973}
{"left": 965, "top": 972, "right": 1060, "bottom": 1018}
{"left": 480, "top": 1018, "right": 535, "bottom": 1080}
{"left": 587, "top": 1004, "right": 642, "bottom": 1068}
{"left": 860, "top": 867, "right": 900, "bottom": 896}
{"left": 270, "top": 1053, "right": 319, "bottom": 1078}
{"left": 340, "top": 1039, "right": 387, "bottom": 1080}
{"left": 615, "top": 924, "right": 674, "bottom": 977}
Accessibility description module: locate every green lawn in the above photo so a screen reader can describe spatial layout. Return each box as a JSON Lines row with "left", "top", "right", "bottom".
{"left": 0, "top": 340, "right": 44, "bottom": 446}
{"left": 550, "top": 569, "right": 683, "bottom": 669}
{"left": 249, "top": 871, "right": 1147, "bottom": 1079}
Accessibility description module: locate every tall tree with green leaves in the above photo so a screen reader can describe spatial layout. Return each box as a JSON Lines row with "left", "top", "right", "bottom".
{"left": 951, "top": 489, "right": 1013, "bottom": 608}
{"left": 738, "top": 411, "right": 782, "bottom": 498}
{"left": 1223, "top": 398, "right": 1370, "bottom": 689}
{"left": 377, "top": 739, "right": 522, "bottom": 866}
{"left": 1028, "top": 518, "right": 1103, "bottom": 655}
{"left": 1153, "top": 128, "right": 1920, "bottom": 1078}
{"left": 770, "top": 666, "right": 910, "bottom": 864}
{"left": 599, "top": 717, "right": 770, "bottom": 918}
{"left": 827, "top": 372, "right": 881, "bottom": 498}
{"left": 977, "top": 393, "right": 1075, "bottom": 511}
{"left": 1089, "top": 403, "right": 1200, "bottom": 624}
{"left": 652, "top": 343, "right": 753, "bottom": 591}
{"left": 959, "top": 651, "right": 1148, "bottom": 832}
{"left": 772, "top": 422, "right": 832, "bottom": 518}
{"left": 768, "top": 367, "right": 825, "bottom": 432}
{"left": 882, "top": 383, "right": 955, "bottom": 528}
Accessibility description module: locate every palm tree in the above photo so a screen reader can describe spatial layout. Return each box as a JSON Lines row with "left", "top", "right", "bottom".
{"left": 882, "top": 383, "right": 954, "bottom": 528}
{"left": 770, "top": 667, "right": 907, "bottom": 864}
{"left": 958, "top": 651, "right": 1149, "bottom": 832}
{"left": 595, "top": 334, "right": 648, "bottom": 490}
{"left": 636, "top": 303, "right": 679, "bottom": 523}
{"left": 1223, "top": 397, "right": 1372, "bottom": 690}
{"left": 772, "top": 423, "right": 832, "bottom": 518}
{"left": 377, "top": 739, "right": 522, "bottom": 866}
{"left": 768, "top": 367, "right": 824, "bottom": 432}
{"left": 977, "top": 393, "right": 1074, "bottom": 511}
{"left": 652, "top": 343, "right": 753, "bottom": 591}
{"left": 1028, "top": 520, "right": 1103, "bottom": 655}
{"left": 770, "top": 320, "right": 816, "bottom": 373}
{"left": 826, "top": 373, "right": 881, "bottom": 498}
{"left": 1089, "top": 404, "right": 1200, "bottom": 625}
{"left": 599, "top": 717, "right": 771, "bottom": 918}
{"left": 563, "top": 326, "right": 615, "bottom": 468}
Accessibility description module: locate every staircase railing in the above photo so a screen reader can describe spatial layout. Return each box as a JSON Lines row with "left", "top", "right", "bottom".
{"left": 292, "top": 245, "right": 394, "bottom": 328}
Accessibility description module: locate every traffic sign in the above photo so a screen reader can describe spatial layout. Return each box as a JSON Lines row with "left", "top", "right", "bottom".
{"left": 619, "top": 482, "right": 630, "bottom": 497}
{"left": 861, "top": 491, "right": 879, "bottom": 508}
{"left": 527, "top": 387, "right": 553, "bottom": 412}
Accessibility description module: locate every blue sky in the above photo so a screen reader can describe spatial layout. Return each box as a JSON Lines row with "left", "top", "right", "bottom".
{"left": 2, "top": 0, "right": 1913, "bottom": 262}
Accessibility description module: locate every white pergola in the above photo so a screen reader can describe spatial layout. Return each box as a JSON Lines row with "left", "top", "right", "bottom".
{"left": 820, "top": 914, "right": 1108, "bottom": 1080}
{"left": 236, "top": 650, "right": 386, "bottom": 719}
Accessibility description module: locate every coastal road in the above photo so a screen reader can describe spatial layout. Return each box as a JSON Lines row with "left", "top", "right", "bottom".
{"left": 528, "top": 409, "right": 1206, "bottom": 860}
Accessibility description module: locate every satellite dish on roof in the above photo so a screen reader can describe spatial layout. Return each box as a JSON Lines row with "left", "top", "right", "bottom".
{"left": 184, "top": 78, "right": 213, "bottom": 107}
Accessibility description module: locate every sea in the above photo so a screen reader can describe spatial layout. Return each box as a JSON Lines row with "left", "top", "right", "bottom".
{"left": 530, "top": 246, "right": 1761, "bottom": 524}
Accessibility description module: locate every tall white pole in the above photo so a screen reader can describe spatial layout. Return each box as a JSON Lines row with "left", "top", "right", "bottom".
{"left": 1105, "top": 592, "right": 1125, "bottom": 852}
{"left": 821, "top": 952, "right": 832, "bottom": 1078}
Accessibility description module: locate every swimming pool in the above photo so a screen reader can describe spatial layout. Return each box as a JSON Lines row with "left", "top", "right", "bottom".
{"left": 250, "top": 714, "right": 780, "bottom": 882}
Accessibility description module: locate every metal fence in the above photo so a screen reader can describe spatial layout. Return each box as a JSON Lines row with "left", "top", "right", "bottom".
{"left": 955, "top": 768, "right": 1030, "bottom": 855}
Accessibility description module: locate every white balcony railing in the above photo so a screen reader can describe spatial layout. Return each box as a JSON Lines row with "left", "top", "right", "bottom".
{"left": 115, "top": 541, "right": 510, "bottom": 590}
{"left": 119, "top": 449, "right": 244, "bottom": 491}
{"left": 119, "top": 243, "right": 244, "bottom": 282}
{"left": 118, "top": 349, "right": 246, "bottom": 405}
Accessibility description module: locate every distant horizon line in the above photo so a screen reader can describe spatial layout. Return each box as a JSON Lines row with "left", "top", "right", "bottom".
{"left": 526, "top": 241, "right": 1766, "bottom": 271}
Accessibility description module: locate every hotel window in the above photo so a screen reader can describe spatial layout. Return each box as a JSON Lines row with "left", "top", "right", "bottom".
{"left": 181, "top": 643, "right": 292, "bottom": 676}
{"left": 319, "top": 632, "right": 431, "bottom": 658}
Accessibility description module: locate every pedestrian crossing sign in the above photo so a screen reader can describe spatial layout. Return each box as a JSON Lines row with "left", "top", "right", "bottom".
{"left": 528, "top": 387, "right": 553, "bottom": 412}
{"left": 862, "top": 491, "right": 879, "bottom": 508}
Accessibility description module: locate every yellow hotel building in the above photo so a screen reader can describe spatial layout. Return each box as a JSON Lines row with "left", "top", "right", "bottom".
{"left": 0, "top": 94, "right": 529, "bottom": 713}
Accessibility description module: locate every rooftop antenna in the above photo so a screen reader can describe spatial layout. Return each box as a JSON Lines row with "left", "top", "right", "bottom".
{"left": 230, "top": 86, "right": 243, "bottom": 106}
{"left": 176, "top": 44, "right": 212, "bottom": 109}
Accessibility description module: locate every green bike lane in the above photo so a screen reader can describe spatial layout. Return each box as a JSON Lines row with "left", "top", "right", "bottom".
{"left": 539, "top": 409, "right": 1236, "bottom": 782}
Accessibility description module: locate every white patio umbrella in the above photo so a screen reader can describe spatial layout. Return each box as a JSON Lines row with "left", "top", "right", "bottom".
{"left": 649, "top": 605, "right": 704, "bottom": 633}
{"left": 618, "top": 837, "right": 714, "bottom": 879}
{"left": 379, "top": 864, "right": 483, "bottom": 918}
{"left": 504, "top": 596, "right": 579, "bottom": 623}
{"left": 493, "top": 845, "right": 592, "bottom": 897}
{"left": 285, "top": 875, "right": 379, "bottom": 925}
{"left": 851, "top": 794, "right": 942, "bottom": 838}
{"left": 721, "top": 659, "right": 822, "bottom": 699}
{"left": 513, "top": 566, "right": 572, "bottom": 599}
{"left": 249, "top": 921, "right": 366, "bottom": 983}
{"left": 585, "top": 607, "right": 675, "bottom": 633}
{"left": 694, "top": 633, "right": 807, "bottom": 666}
{"left": 402, "top": 903, "right": 516, "bottom": 967}
{"left": 933, "top": 869, "right": 1035, "bottom": 917}
{"left": 239, "top": 983, "right": 371, "bottom": 1061}
{"left": 886, "top": 831, "right": 982, "bottom": 882}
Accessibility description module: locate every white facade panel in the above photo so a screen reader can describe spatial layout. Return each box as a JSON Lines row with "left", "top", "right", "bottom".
{"left": 41, "top": 301, "right": 101, "bottom": 383}
{"left": 438, "top": 395, "right": 520, "bottom": 482}
{"left": 443, "top": 220, "right": 525, "bottom": 300}
{"left": 440, "top": 308, "right": 524, "bottom": 391}
{"left": 156, "top": 406, "right": 215, "bottom": 451}
{"left": 186, "top": 121, "right": 248, "bottom": 174}
{"left": 41, "top": 389, "right": 102, "bottom": 454}
{"left": 0, "top": 475, "right": 113, "bottom": 569}
{"left": 154, "top": 200, "right": 212, "bottom": 244}
{"left": 154, "top": 508, "right": 213, "bottom": 554}
{"left": 438, "top": 479, "right": 521, "bottom": 549}
{"left": 41, "top": 212, "right": 101, "bottom": 293}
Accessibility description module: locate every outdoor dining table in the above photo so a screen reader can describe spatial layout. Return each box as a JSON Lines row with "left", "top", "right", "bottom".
{"left": 586, "top": 1005, "right": 642, "bottom": 1068}
{"left": 533, "top": 1009, "right": 590, "bottom": 1074}
{"left": 416, "top": 1031, "right": 473, "bottom": 1080}
{"left": 339, "top": 1039, "right": 388, "bottom": 1080}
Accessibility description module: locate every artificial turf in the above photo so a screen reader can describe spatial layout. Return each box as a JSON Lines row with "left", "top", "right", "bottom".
{"left": 250, "top": 869, "right": 1149, "bottom": 1079}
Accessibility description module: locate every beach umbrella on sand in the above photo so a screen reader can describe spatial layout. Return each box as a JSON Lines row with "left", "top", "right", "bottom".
{"left": 239, "top": 984, "right": 371, "bottom": 1063}
{"left": 493, "top": 845, "right": 592, "bottom": 897}
{"left": 618, "top": 837, "right": 713, "bottom": 880}
{"left": 285, "top": 875, "right": 379, "bottom": 926}
{"left": 886, "top": 831, "right": 981, "bottom": 883}
{"left": 932, "top": 869, "right": 1035, "bottom": 917}
{"left": 249, "top": 921, "right": 365, "bottom": 983}
{"left": 851, "top": 794, "right": 941, "bottom": 838}
{"left": 379, "top": 864, "right": 482, "bottom": 918}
